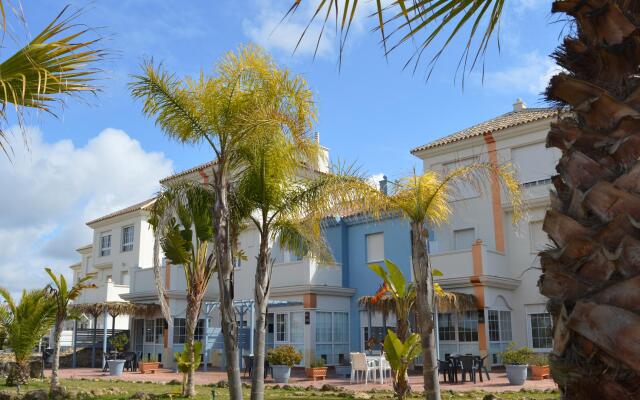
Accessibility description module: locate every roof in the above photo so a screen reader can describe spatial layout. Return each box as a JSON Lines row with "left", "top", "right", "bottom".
{"left": 87, "top": 198, "right": 156, "bottom": 226}
{"left": 160, "top": 160, "right": 216, "bottom": 184}
{"left": 410, "top": 108, "right": 558, "bottom": 154}
{"left": 75, "top": 244, "right": 92, "bottom": 252}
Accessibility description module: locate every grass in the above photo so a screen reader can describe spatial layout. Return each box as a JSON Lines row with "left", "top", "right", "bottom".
{"left": 0, "top": 378, "right": 560, "bottom": 399}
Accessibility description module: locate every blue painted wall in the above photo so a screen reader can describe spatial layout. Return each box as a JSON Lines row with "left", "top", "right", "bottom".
{"left": 324, "top": 215, "right": 412, "bottom": 352}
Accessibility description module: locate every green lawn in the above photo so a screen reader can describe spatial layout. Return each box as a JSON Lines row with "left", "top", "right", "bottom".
{"left": 0, "top": 379, "right": 560, "bottom": 400}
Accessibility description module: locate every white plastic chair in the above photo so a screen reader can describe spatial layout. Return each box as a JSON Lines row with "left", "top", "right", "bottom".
{"left": 380, "top": 353, "right": 392, "bottom": 383}
{"left": 350, "top": 352, "right": 377, "bottom": 384}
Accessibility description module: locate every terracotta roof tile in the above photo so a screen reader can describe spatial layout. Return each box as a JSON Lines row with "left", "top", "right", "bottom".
{"left": 160, "top": 160, "right": 216, "bottom": 184}
{"left": 410, "top": 108, "right": 558, "bottom": 154}
{"left": 87, "top": 198, "right": 156, "bottom": 226}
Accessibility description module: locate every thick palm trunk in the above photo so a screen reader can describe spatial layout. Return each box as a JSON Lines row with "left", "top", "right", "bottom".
{"left": 539, "top": 1, "right": 640, "bottom": 398}
{"left": 410, "top": 222, "right": 440, "bottom": 400}
{"left": 49, "top": 320, "right": 63, "bottom": 391}
{"left": 213, "top": 172, "right": 243, "bottom": 400}
{"left": 250, "top": 231, "right": 271, "bottom": 400}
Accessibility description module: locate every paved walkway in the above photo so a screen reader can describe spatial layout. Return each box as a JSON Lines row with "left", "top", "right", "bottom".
{"left": 48, "top": 368, "right": 557, "bottom": 393}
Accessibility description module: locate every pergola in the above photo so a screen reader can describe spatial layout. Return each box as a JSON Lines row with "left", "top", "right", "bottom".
{"left": 202, "top": 299, "right": 302, "bottom": 371}
{"left": 72, "top": 302, "right": 160, "bottom": 368}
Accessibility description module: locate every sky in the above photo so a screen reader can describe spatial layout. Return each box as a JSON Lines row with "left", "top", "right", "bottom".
{"left": 0, "top": 0, "right": 564, "bottom": 293}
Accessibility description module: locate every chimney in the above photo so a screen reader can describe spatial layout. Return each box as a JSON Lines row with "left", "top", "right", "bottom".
{"left": 513, "top": 98, "right": 527, "bottom": 112}
{"left": 314, "top": 131, "right": 320, "bottom": 143}
{"left": 379, "top": 175, "right": 388, "bottom": 195}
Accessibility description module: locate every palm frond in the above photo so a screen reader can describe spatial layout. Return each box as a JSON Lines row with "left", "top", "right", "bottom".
{"left": 286, "top": 0, "right": 505, "bottom": 78}
{"left": 0, "top": 6, "right": 104, "bottom": 157}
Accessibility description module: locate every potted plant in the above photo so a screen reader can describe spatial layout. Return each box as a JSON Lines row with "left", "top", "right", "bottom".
{"left": 305, "top": 358, "right": 328, "bottom": 381}
{"left": 107, "top": 333, "right": 129, "bottom": 376}
{"left": 501, "top": 343, "right": 533, "bottom": 385}
{"left": 139, "top": 353, "right": 161, "bottom": 374}
{"left": 267, "top": 345, "right": 302, "bottom": 384}
{"left": 530, "top": 353, "right": 550, "bottom": 380}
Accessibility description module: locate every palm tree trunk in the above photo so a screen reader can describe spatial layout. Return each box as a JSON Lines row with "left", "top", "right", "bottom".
{"left": 213, "top": 172, "right": 243, "bottom": 400}
{"left": 251, "top": 231, "right": 271, "bottom": 400}
{"left": 184, "top": 290, "right": 200, "bottom": 398}
{"left": 410, "top": 222, "right": 440, "bottom": 400}
{"left": 539, "top": 1, "right": 640, "bottom": 398}
{"left": 49, "top": 319, "right": 63, "bottom": 391}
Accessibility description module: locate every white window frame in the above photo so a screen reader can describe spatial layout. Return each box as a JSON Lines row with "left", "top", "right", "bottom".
{"left": 453, "top": 228, "right": 476, "bottom": 251}
{"left": 100, "top": 232, "right": 112, "bottom": 257}
{"left": 121, "top": 225, "right": 134, "bottom": 252}
{"left": 365, "top": 232, "right": 384, "bottom": 264}
{"left": 437, "top": 313, "right": 457, "bottom": 342}
{"left": 316, "top": 311, "right": 350, "bottom": 366}
{"left": 527, "top": 312, "right": 553, "bottom": 352}
{"left": 275, "top": 313, "right": 289, "bottom": 343}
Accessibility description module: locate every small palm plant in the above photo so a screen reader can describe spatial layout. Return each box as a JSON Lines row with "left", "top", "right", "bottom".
{"left": 44, "top": 268, "right": 96, "bottom": 392}
{"left": 175, "top": 341, "right": 203, "bottom": 396}
{"left": 384, "top": 331, "right": 422, "bottom": 400}
{"left": 0, "top": 288, "right": 55, "bottom": 385}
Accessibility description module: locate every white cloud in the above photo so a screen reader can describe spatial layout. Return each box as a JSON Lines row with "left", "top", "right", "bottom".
{"left": 479, "top": 52, "right": 562, "bottom": 95}
{"left": 367, "top": 173, "right": 386, "bottom": 189}
{"left": 0, "top": 128, "right": 173, "bottom": 295}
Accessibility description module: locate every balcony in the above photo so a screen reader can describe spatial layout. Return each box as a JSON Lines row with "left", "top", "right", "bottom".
{"left": 271, "top": 259, "right": 342, "bottom": 288}
{"left": 76, "top": 281, "right": 129, "bottom": 304}
{"left": 129, "top": 266, "right": 218, "bottom": 300}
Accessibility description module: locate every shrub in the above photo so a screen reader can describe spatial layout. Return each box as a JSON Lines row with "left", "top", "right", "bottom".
{"left": 310, "top": 358, "right": 326, "bottom": 368}
{"left": 500, "top": 343, "right": 533, "bottom": 365}
{"left": 109, "top": 333, "right": 128, "bottom": 353}
{"left": 530, "top": 353, "right": 549, "bottom": 366}
{"left": 267, "top": 345, "right": 303, "bottom": 367}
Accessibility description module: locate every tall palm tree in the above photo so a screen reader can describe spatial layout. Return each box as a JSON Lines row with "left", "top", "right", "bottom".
{"left": 44, "top": 268, "right": 96, "bottom": 392}
{"left": 0, "top": 288, "right": 55, "bottom": 385}
{"left": 149, "top": 182, "right": 218, "bottom": 398}
{"left": 289, "top": 1, "right": 640, "bottom": 397}
{"left": 0, "top": 5, "right": 104, "bottom": 158}
{"left": 334, "top": 165, "right": 522, "bottom": 400}
{"left": 130, "top": 45, "right": 314, "bottom": 400}
{"left": 235, "top": 134, "right": 348, "bottom": 400}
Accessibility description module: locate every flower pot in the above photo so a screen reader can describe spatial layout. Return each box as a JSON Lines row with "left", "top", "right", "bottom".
{"left": 272, "top": 365, "right": 292, "bottom": 383}
{"left": 530, "top": 364, "right": 550, "bottom": 380}
{"left": 305, "top": 367, "right": 328, "bottom": 381}
{"left": 505, "top": 364, "right": 528, "bottom": 385}
{"left": 108, "top": 359, "right": 126, "bottom": 376}
{"left": 139, "top": 361, "right": 161, "bottom": 374}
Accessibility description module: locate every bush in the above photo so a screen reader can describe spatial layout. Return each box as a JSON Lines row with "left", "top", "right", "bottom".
{"left": 530, "top": 353, "right": 549, "bottom": 366}
{"left": 500, "top": 342, "right": 533, "bottom": 365}
{"left": 109, "top": 333, "right": 129, "bottom": 353}
{"left": 267, "top": 345, "right": 303, "bottom": 367}
{"left": 310, "top": 358, "right": 326, "bottom": 368}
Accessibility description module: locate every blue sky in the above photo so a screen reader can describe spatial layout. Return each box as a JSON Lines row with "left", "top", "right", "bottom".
{"left": 0, "top": 0, "right": 563, "bottom": 291}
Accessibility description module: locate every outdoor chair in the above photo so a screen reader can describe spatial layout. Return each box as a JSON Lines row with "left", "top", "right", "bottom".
{"left": 350, "top": 352, "right": 377, "bottom": 384}
{"left": 380, "top": 353, "right": 392, "bottom": 382}
{"left": 243, "top": 355, "right": 252, "bottom": 377}
{"left": 438, "top": 359, "right": 453, "bottom": 383}
{"left": 120, "top": 351, "right": 138, "bottom": 372}
{"left": 474, "top": 355, "right": 490, "bottom": 382}
{"left": 458, "top": 355, "right": 478, "bottom": 384}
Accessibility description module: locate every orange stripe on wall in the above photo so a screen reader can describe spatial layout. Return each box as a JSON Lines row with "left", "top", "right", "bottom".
{"left": 165, "top": 260, "right": 171, "bottom": 290}
{"left": 483, "top": 133, "right": 505, "bottom": 253}
{"left": 199, "top": 170, "right": 209, "bottom": 185}
{"left": 470, "top": 239, "right": 487, "bottom": 352}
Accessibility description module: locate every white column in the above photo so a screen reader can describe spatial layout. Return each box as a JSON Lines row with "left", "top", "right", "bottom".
{"left": 249, "top": 302, "right": 255, "bottom": 356}
{"left": 102, "top": 305, "right": 109, "bottom": 369}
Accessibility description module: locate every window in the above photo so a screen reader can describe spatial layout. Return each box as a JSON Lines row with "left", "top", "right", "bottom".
{"left": 155, "top": 318, "right": 165, "bottom": 343}
{"left": 454, "top": 228, "right": 475, "bottom": 250}
{"left": 512, "top": 142, "right": 559, "bottom": 185}
{"left": 366, "top": 233, "right": 384, "bottom": 263}
{"left": 438, "top": 313, "right": 456, "bottom": 341}
{"left": 173, "top": 318, "right": 204, "bottom": 343}
{"left": 276, "top": 314, "right": 288, "bottom": 342}
{"left": 100, "top": 233, "right": 112, "bottom": 256}
{"left": 316, "top": 311, "right": 349, "bottom": 365}
{"left": 530, "top": 313, "right": 553, "bottom": 349}
{"left": 488, "top": 310, "right": 512, "bottom": 342}
{"left": 144, "top": 319, "right": 155, "bottom": 343}
{"left": 316, "top": 312, "right": 332, "bottom": 342}
{"left": 233, "top": 257, "right": 242, "bottom": 269}
{"left": 121, "top": 225, "right": 134, "bottom": 252}
{"left": 85, "top": 256, "right": 92, "bottom": 273}
{"left": 121, "top": 270, "right": 130, "bottom": 285}
{"left": 457, "top": 311, "right": 478, "bottom": 342}
{"left": 290, "top": 312, "right": 304, "bottom": 344}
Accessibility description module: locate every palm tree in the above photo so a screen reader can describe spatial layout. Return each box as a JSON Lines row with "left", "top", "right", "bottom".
{"left": 0, "top": 288, "right": 55, "bottom": 385}
{"left": 149, "top": 182, "right": 217, "bottom": 398}
{"left": 0, "top": 5, "right": 104, "bottom": 158}
{"left": 289, "top": 1, "right": 640, "bottom": 397}
{"left": 235, "top": 133, "right": 349, "bottom": 400}
{"left": 44, "top": 268, "right": 96, "bottom": 392}
{"left": 130, "top": 45, "right": 316, "bottom": 400}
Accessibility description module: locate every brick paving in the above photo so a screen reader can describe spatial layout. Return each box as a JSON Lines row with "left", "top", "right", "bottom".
{"left": 47, "top": 367, "right": 557, "bottom": 393}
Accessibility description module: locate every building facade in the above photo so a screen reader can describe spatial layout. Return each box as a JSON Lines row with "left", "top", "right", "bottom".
{"left": 70, "top": 100, "right": 557, "bottom": 368}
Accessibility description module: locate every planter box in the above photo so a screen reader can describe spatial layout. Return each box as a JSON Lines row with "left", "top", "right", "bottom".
{"left": 505, "top": 364, "right": 528, "bottom": 385}
{"left": 108, "top": 360, "right": 126, "bottom": 376}
{"left": 305, "top": 367, "right": 328, "bottom": 381}
{"left": 139, "top": 361, "right": 161, "bottom": 374}
{"left": 530, "top": 365, "right": 550, "bottom": 380}
{"left": 272, "top": 365, "right": 291, "bottom": 384}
